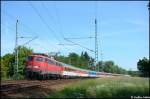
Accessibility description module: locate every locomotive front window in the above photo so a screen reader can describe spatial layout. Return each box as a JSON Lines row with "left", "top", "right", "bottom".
{"left": 36, "top": 57, "right": 44, "bottom": 62}
{"left": 27, "top": 56, "right": 33, "bottom": 61}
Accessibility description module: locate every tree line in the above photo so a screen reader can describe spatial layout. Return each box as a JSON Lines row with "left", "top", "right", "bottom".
{"left": 1, "top": 46, "right": 149, "bottom": 80}
{"left": 55, "top": 52, "right": 128, "bottom": 74}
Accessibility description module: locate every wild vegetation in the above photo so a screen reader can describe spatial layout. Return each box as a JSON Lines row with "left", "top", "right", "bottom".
{"left": 48, "top": 77, "right": 149, "bottom": 98}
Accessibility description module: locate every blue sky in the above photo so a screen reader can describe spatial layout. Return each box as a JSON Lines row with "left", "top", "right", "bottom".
{"left": 1, "top": 1, "right": 149, "bottom": 70}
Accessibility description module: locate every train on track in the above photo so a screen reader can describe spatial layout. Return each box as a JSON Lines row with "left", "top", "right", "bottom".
{"left": 25, "top": 53, "right": 129, "bottom": 79}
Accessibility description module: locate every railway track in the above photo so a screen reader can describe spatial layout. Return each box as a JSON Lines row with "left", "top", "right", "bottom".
{"left": 1, "top": 78, "right": 92, "bottom": 93}
{"left": 1, "top": 81, "right": 40, "bottom": 92}
{"left": 1, "top": 80, "right": 39, "bottom": 85}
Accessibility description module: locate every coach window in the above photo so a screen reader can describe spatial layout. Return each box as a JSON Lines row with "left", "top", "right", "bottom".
{"left": 59, "top": 63, "right": 62, "bottom": 66}
{"left": 65, "top": 67, "right": 69, "bottom": 71}
{"left": 45, "top": 58, "right": 48, "bottom": 62}
{"left": 36, "top": 57, "right": 44, "bottom": 62}
{"left": 56, "top": 63, "right": 61, "bottom": 66}
{"left": 56, "top": 62, "right": 58, "bottom": 66}
{"left": 48, "top": 59, "right": 55, "bottom": 65}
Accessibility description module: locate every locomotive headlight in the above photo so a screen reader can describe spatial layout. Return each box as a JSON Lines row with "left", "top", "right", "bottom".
{"left": 27, "top": 65, "right": 32, "bottom": 68}
{"left": 33, "top": 66, "right": 39, "bottom": 68}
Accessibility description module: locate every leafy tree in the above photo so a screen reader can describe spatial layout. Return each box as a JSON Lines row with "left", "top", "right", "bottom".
{"left": 105, "top": 61, "right": 114, "bottom": 66}
{"left": 137, "top": 57, "right": 149, "bottom": 77}
{"left": 80, "top": 51, "right": 90, "bottom": 69}
{"left": 17, "top": 46, "right": 33, "bottom": 79}
{"left": 68, "top": 53, "right": 79, "bottom": 66}
{"left": 99, "top": 60, "right": 127, "bottom": 74}
{"left": 1, "top": 46, "right": 33, "bottom": 79}
{"left": 96, "top": 61, "right": 104, "bottom": 72}
{"left": 56, "top": 51, "right": 94, "bottom": 70}
{"left": 1, "top": 53, "right": 14, "bottom": 79}
{"left": 1, "top": 58, "right": 8, "bottom": 79}
{"left": 83, "top": 52, "right": 90, "bottom": 61}
{"left": 103, "top": 61, "right": 114, "bottom": 72}
{"left": 56, "top": 55, "right": 68, "bottom": 64}
{"left": 89, "top": 57, "right": 95, "bottom": 69}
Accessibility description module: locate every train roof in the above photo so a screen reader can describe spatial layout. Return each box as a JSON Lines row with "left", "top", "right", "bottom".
{"left": 32, "top": 53, "right": 49, "bottom": 57}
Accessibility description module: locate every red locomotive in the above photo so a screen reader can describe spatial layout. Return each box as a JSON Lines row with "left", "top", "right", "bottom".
{"left": 25, "top": 53, "right": 64, "bottom": 79}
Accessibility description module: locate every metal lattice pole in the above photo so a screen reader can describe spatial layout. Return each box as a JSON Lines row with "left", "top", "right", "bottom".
{"left": 15, "top": 19, "right": 19, "bottom": 79}
{"left": 95, "top": 19, "right": 98, "bottom": 71}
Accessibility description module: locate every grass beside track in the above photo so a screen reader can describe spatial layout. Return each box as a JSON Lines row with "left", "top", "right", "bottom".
{"left": 48, "top": 77, "right": 149, "bottom": 98}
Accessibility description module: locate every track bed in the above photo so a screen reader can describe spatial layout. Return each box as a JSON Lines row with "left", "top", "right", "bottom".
{"left": 1, "top": 78, "right": 94, "bottom": 98}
